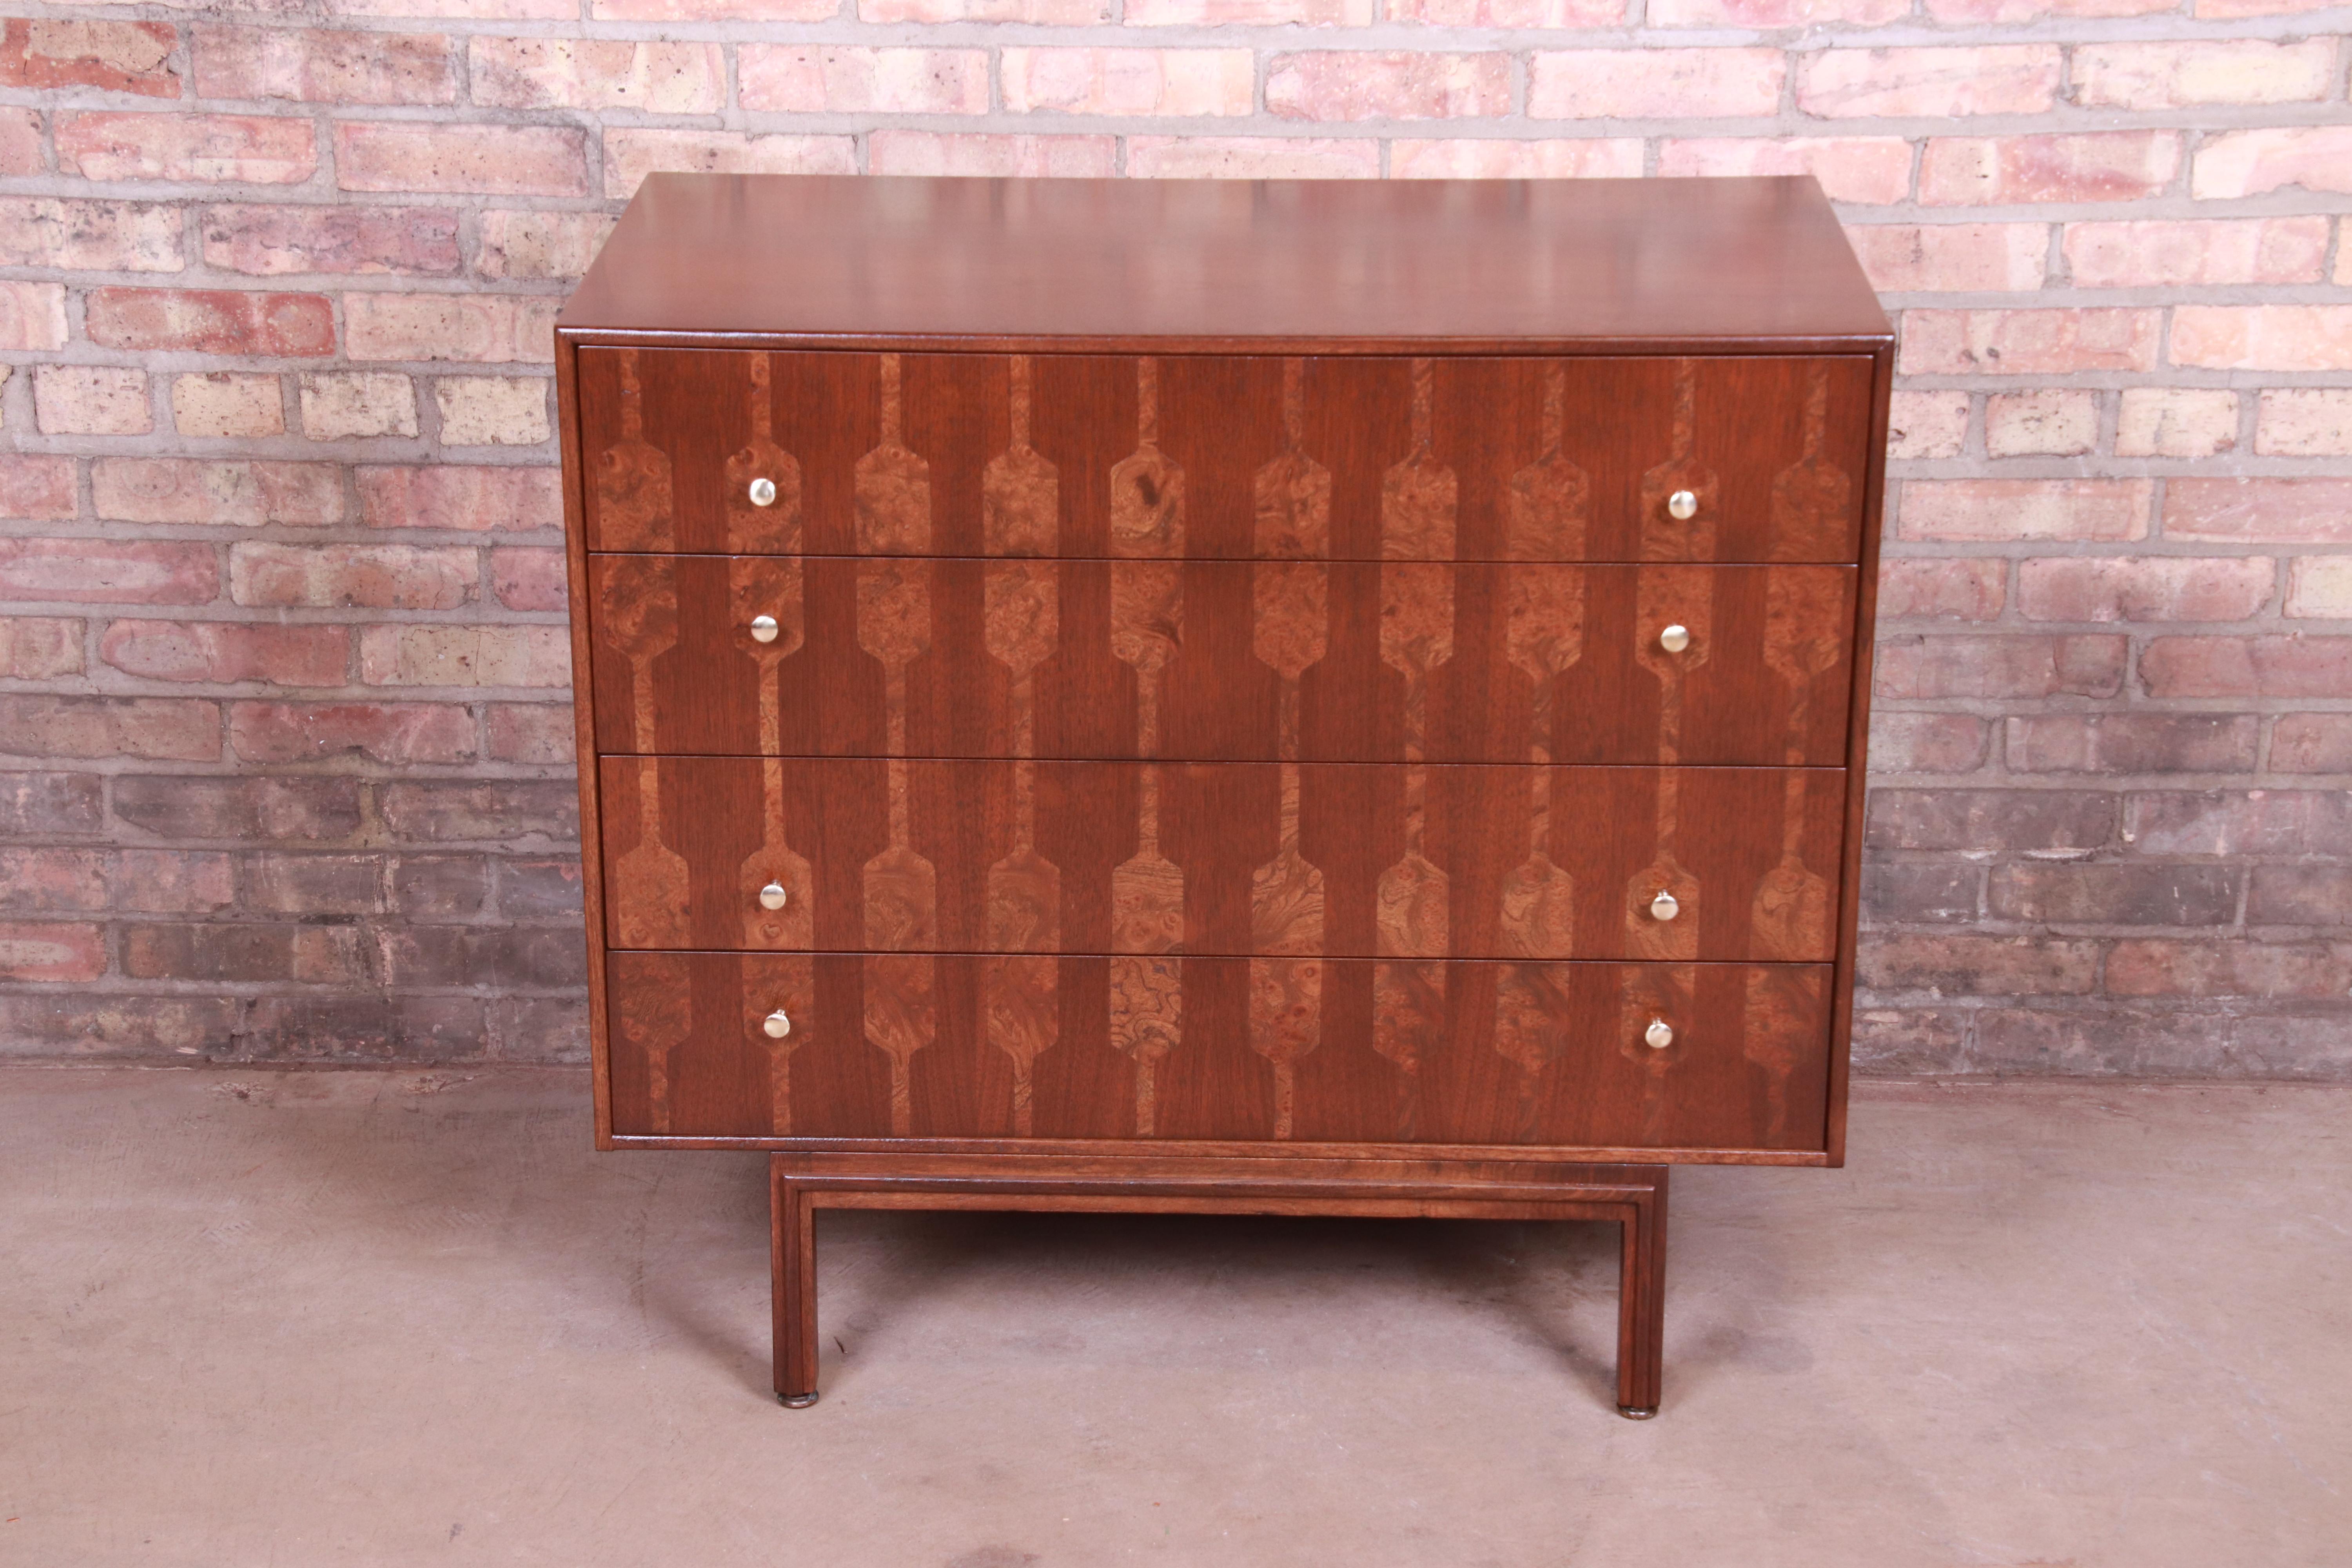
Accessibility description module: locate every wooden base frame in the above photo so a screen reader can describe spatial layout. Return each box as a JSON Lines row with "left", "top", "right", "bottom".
{"left": 769, "top": 1152, "right": 1670, "bottom": 1418}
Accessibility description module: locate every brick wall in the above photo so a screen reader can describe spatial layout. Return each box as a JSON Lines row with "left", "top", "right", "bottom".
{"left": 0, "top": 5, "right": 2345, "bottom": 1073}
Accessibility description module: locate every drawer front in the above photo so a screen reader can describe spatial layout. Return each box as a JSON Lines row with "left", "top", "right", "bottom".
{"left": 577, "top": 348, "right": 1873, "bottom": 563}
{"left": 598, "top": 757, "right": 1844, "bottom": 962}
{"left": 588, "top": 555, "right": 1856, "bottom": 767}
{"left": 606, "top": 951, "right": 1831, "bottom": 1153}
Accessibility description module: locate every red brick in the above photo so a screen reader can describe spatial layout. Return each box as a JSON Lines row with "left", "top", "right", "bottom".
{"left": 58, "top": 111, "right": 316, "bottom": 185}
{"left": 2271, "top": 714, "right": 2352, "bottom": 773}
{"left": 1879, "top": 558, "right": 2005, "bottom": 621}
{"left": 1387, "top": 0, "right": 1613, "bottom": 16}
{"left": 202, "top": 204, "right": 461, "bottom": 277}
{"left": 0, "top": 458, "right": 77, "bottom": 523}
{"left": 2062, "top": 218, "right": 2326, "bottom": 287}
{"left": 0, "top": 848, "right": 106, "bottom": 913}
{"left": 1848, "top": 224, "right": 2046, "bottom": 294}
{"left": 377, "top": 780, "right": 577, "bottom": 843}
{"left": 2073, "top": 40, "right": 2335, "bottom": 110}
{"left": 2196, "top": 0, "right": 2334, "bottom": 14}
{"left": 229, "top": 702, "right": 476, "bottom": 765}
{"left": 0, "top": 540, "right": 216, "bottom": 604}
{"left": 997, "top": 48, "right": 1254, "bottom": 117}
{"left": 0, "top": 922, "right": 106, "bottom": 984}
{"left": 100, "top": 621, "right": 348, "bottom": 686}
{"left": 0, "top": 282, "right": 67, "bottom": 351}
{"left": 359, "top": 466, "right": 560, "bottom": 532}
{"left": 1886, "top": 390, "right": 1969, "bottom": 459}
{"left": 1124, "top": 138, "right": 1379, "bottom": 179}
{"left": 1657, "top": 138, "right": 1913, "bottom": 205}
{"left": 0, "top": 198, "right": 182, "bottom": 272}
{"left": 192, "top": 26, "right": 454, "bottom": 105}
{"left": 1857, "top": 935, "right": 2098, "bottom": 995}
{"left": 2108, "top": 940, "right": 2352, "bottom": 1000}
{"left": 1392, "top": 140, "right": 1643, "bottom": 178}
{"left": 172, "top": 372, "right": 284, "bottom": 439}
{"left": 85, "top": 289, "right": 335, "bottom": 357}
{"left": 2249, "top": 867, "right": 2352, "bottom": 928}
{"left": 1984, "top": 389, "right": 2096, "bottom": 457}
{"left": 1874, "top": 634, "right": 2127, "bottom": 699}
{"left": 2018, "top": 557, "right": 2273, "bottom": 623}
{"left": 1124, "top": 0, "right": 1365, "bottom": 19}
{"left": 0, "top": 108, "right": 37, "bottom": 176}
{"left": 298, "top": 372, "right": 417, "bottom": 440}
{"left": 1989, "top": 862, "right": 2238, "bottom": 926}
{"left": 2192, "top": 127, "right": 2352, "bottom": 200}
{"left": 1920, "top": 132, "right": 2180, "bottom": 206}
{"left": 1653, "top": 0, "right": 1904, "bottom": 19}
{"left": 113, "top": 850, "right": 236, "bottom": 914}
{"left": 340, "top": 0, "right": 571, "bottom": 14}
{"left": 2007, "top": 714, "right": 2258, "bottom": 773}
{"left": 0, "top": 19, "right": 179, "bottom": 97}
{"left": 2172, "top": 307, "right": 2352, "bottom": 373}
{"left": 336, "top": 123, "right": 589, "bottom": 197}
{"left": 245, "top": 853, "right": 386, "bottom": 915}
{"left": 93, "top": 459, "right": 341, "bottom": 527}
{"left": 1867, "top": 789, "right": 2117, "bottom": 853}
{"left": 1898, "top": 480, "right": 2150, "bottom": 543}
{"left": 472, "top": 38, "right": 724, "bottom": 113}
{"left": 2285, "top": 557, "right": 2352, "bottom": 620}
{"left": 113, "top": 775, "right": 361, "bottom": 843}
{"left": 2257, "top": 390, "right": 2352, "bottom": 458}
{"left": 487, "top": 704, "right": 575, "bottom": 764}
{"left": 358, "top": 625, "right": 569, "bottom": 687}
{"left": 432, "top": 378, "right": 548, "bottom": 447}
{"left": 0, "top": 696, "right": 219, "bottom": 761}
{"left": 1797, "top": 47, "right": 2060, "bottom": 118}
{"left": 122, "top": 922, "right": 364, "bottom": 985}
{"left": 603, "top": 129, "right": 860, "bottom": 198}
{"left": 474, "top": 211, "right": 615, "bottom": 281}
{"left": 34, "top": 366, "right": 151, "bottom": 437}
{"left": 1930, "top": 0, "right": 2171, "bottom": 17}
{"left": 2140, "top": 637, "right": 2352, "bottom": 699}
{"left": 345, "top": 294, "right": 557, "bottom": 365}
{"left": 1267, "top": 53, "right": 1510, "bottom": 121}
{"left": 490, "top": 547, "right": 568, "bottom": 611}
{"left": 1898, "top": 309, "right": 2160, "bottom": 375}
{"left": 229, "top": 544, "right": 475, "bottom": 610}
{"left": 2115, "top": 388, "right": 2239, "bottom": 459}
{"left": 595, "top": 0, "right": 838, "bottom": 15}
{"left": 868, "top": 132, "right": 1119, "bottom": 177}
{"left": 1529, "top": 50, "right": 1784, "bottom": 119}
{"left": 2165, "top": 479, "right": 2352, "bottom": 545}
{"left": 736, "top": 46, "right": 987, "bottom": 114}
{"left": 2125, "top": 789, "right": 2350, "bottom": 857}
{"left": 1868, "top": 711, "right": 1990, "bottom": 773}
{"left": 0, "top": 618, "right": 83, "bottom": 680}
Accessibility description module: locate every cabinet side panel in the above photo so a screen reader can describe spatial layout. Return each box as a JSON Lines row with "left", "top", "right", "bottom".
{"left": 558, "top": 335, "right": 616, "bottom": 1148}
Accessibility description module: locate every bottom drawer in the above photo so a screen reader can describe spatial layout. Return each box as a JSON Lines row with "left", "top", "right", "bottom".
{"left": 606, "top": 953, "right": 1830, "bottom": 1155}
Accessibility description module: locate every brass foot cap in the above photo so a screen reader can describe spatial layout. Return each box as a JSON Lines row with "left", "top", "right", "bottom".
{"left": 779, "top": 1391, "right": 818, "bottom": 1409}
{"left": 1617, "top": 1405, "right": 1658, "bottom": 1421}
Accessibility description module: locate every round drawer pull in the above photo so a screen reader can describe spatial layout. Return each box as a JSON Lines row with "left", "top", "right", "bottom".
{"left": 750, "top": 614, "right": 780, "bottom": 644}
{"left": 758, "top": 882, "right": 788, "bottom": 911}
{"left": 1658, "top": 623, "right": 1691, "bottom": 654}
{"left": 1666, "top": 489, "right": 1698, "bottom": 521}
{"left": 748, "top": 477, "right": 779, "bottom": 508}
{"left": 762, "top": 1009, "right": 793, "bottom": 1040}
{"left": 1644, "top": 1018, "right": 1674, "bottom": 1051}
{"left": 1649, "top": 890, "right": 1679, "bottom": 922}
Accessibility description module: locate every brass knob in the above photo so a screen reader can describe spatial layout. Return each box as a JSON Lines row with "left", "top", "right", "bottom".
{"left": 750, "top": 614, "right": 779, "bottom": 644}
{"left": 1644, "top": 1018, "right": 1674, "bottom": 1051}
{"left": 748, "top": 477, "right": 778, "bottom": 508}
{"left": 758, "top": 882, "right": 788, "bottom": 911}
{"left": 1650, "top": 890, "right": 1679, "bottom": 922}
{"left": 1659, "top": 624, "right": 1691, "bottom": 654}
{"left": 762, "top": 1009, "right": 792, "bottom": 1040}
{"left": 1667, "top": 489, "right": 1698, "bottom": 521}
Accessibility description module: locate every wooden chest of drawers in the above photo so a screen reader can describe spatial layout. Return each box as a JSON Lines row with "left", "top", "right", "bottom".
{"left": 557, "top": 173, "right": 1892, "bottom": 1417}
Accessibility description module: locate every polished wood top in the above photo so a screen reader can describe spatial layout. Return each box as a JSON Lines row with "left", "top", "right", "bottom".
{"left": 559, "top": 174, "right": 1891, "bottom": 354}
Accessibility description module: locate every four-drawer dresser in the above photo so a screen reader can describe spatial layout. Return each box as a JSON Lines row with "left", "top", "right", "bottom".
{"left": 557, "top": 172, "right": 1893, "bottom": 1417}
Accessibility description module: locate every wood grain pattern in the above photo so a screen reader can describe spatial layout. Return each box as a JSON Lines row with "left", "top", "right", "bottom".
{"left": 598, "top": 757, "right": 1844, "bottom": 962}
{"left": 607, "top": 951, "right": 1829, "bottom": 1151}
{"left": 575, "top": 350, "right": 1873, "bottom": 563}
{"left": 586, "top": 556, "right": 1857, "bottom": 768}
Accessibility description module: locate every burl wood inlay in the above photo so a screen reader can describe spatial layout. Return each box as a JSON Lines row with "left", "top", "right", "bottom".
{"left": 1109, "top": 954, "right": 1183, "bottom": 1135}
{"left": 1500, "top": 565, "right": 1585, "bottom": 958}
{"left": 748, "top": 955, "right": 814, "bottom": 1134}
{"left": 1111, "top": 359, "right": 1184, "bottom": 558}
{"left": 1110, "top": 561, "right": 1185, "bottom": 955}
{"left": 1251, "top": 561, "right": 1328, "bottom": 956}
{"left": 857, "top": 354, "right": 932, "bottom": 555}
{"left": 1247, "top": 957, "right": 1323, "bottom": 1139}
{"left": 984, "top": 357, "right": 1059, "bottom": 556}
{"left": 1638, "top": 363, "right": 1720, "bottom": 561}
{"left": 863, "top": 952, "right": 935, "bottom": 1138}
{"left": 1751, "top": 570, "right": 1846, "bottom": 959}
{"left": 1377, "top": 562, "right": 1454, "bottom": 959}
{"left": 593, "top": 347, "right": 673, "bottom": 551}
{"left": 725, "top": 353, "right": 802, "bottom": 553}
{"left": 1254, "top": 359, "right": 1331, "bottom": 559}
{"left": 614, "top": 951, "right": 691, "bottom": 1134}
{"left": 1506, "top": 365, "right": 1590, "bottom": 561}
{"left": 598, "top": 557, "right": 689, "bottom": 946}
{"left": 1626, "top": 568, "right": 1713, "bottom": 962}
{"left": 734, "top": 557, "right": 812, "bottom": 949}
{"left": 1617, "top": 964, "right": 1697, "bottom": 1146}
{"left": 1769, "top": 364, "right": 1855, "bottom": 563}
{"left": 983, "top": 953, "right": 1058, "bottom": 1136}
{"left": 858, "top": 558, "right": 937, "bottom": 950}
{"left": 1371, "top": 959, "right": 1445, "bottom": 1138}
{"left": 985, "top": 560, "right": 1062, "bottom": 951}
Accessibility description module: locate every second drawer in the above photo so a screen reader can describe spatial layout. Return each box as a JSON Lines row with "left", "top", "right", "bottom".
{"left": 599, "top": 757, "right": 1845, "bottom": 962}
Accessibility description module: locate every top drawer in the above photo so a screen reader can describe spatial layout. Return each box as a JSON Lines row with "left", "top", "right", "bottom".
{"left": 576, "top": 349, "right": 1874, "bottom": 564}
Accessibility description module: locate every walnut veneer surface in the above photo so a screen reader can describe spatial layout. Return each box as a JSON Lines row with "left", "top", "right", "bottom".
{"left": 559, "top": 174, "right": 1893, "bottom": 1170}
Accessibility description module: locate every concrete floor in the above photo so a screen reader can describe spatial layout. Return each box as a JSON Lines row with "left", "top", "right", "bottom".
{"left": 2, "top": 1070, "right": 2346, "bottom": 1568}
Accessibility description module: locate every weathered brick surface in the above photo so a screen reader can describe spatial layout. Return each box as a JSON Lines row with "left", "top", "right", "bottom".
{"left": 0, "top": 6, "right": 2342, "bottom": 1076}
